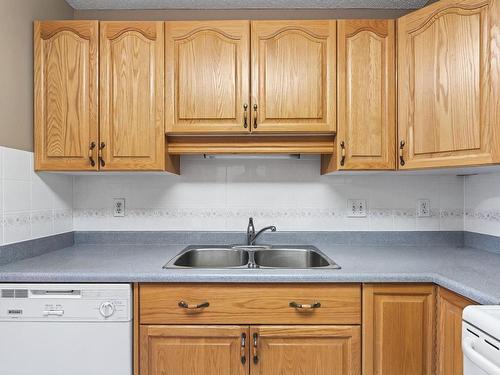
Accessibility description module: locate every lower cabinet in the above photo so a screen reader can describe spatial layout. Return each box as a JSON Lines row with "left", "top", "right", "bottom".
{"left": 140, "top": 325, "right": 249, "bottom": 375}
{"left": 137, "top": 283, "right": 477, "bottom": 375}
{"left": 362, "top": 284, "right": 436, "bottom": 375}
{"left": 140, "top": 324, "right": 360, "bottom": 375}
{"left": 436, "top": 287, "right": 476, "bottom": 375}
{"left": 251, "top": 326, "right": 360, "bottom": 375}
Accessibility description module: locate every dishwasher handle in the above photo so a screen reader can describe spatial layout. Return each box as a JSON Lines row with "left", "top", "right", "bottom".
{"left": 463, "top": 337, "right": 500, "bottom": 375}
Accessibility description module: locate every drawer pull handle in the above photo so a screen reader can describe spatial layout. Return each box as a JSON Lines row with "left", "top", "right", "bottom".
{"left": 289, "top": 301, "right": 321, "bottom": 309}
{"left": 178, "top": 301, "right": 210, "bottom": 310}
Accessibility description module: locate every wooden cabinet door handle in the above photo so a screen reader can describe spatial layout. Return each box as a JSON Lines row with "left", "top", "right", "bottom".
{"left": 88, "top": 142, "right": 96, "bottom": 167}
{"left": 340, "top": 141, "right": 346, "bottom": 166}
{"left": 98, "top": 142, "right": 106, "bottom": 167}
{"left": 252, "top": 333, "right": 259, "bottom": 364}
{"left": 289, "top": 301, "right": 321, "bottom": 309}
{"left": 178, "top": 301, "right": 210, "bottom": 310}
{"left": 253, "top": 104, "right": 258, "bottom": 129}
{"left": 240, "top": 333, "right": 247, "bottom": 365}
{"left": 399, "top": 140, "right": 406, "bottom": 166}
{"left": 243, "top": 104, "right": 248, "bottom": 129}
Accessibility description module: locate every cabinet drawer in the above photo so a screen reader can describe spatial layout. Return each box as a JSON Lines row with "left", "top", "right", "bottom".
{"left": 139, "top": 283, "right": 361, "bottom": 325}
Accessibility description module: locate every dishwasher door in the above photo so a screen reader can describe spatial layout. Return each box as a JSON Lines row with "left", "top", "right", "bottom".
{"left": 0, "top": 283, "right": 133, "bottom": 375}
{"left": 0, "top": 320, "right": 133, "bottom": 375}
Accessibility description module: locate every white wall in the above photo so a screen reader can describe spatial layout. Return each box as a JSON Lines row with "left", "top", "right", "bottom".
{"left": 0, "top": 147, "right": 73, "bottom": 245}
{"left": 73, "top": 156, "right": 464, "bottom": 232}
{"left": 465, "top": 172, "right": 500, "bottom": 236}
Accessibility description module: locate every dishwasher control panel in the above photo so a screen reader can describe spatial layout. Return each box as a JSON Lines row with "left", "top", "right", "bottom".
{"left": 0, "top": 284, "right": 132, "bottom": 321}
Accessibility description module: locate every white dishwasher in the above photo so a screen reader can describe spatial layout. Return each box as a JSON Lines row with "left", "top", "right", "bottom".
{"left": 463, "top": 305, "right": 500, "bottom": 375}
{"left": 0, "top": 283, "right": 132, "bottom": 375}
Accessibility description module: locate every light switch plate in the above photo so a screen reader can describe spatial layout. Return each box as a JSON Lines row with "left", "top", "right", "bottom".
{"left": 347, "top": 199, "right": 367, "bottom": 217}
{"left": 417, "top": 199, "right": 431, "bottom": 217}
{"left": 113, "top": 198, "right": 126, "bottom": 217}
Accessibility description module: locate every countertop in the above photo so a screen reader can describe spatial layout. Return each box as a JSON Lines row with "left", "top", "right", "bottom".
{"left": 0, "top": 243, "right": 499, "bottom": 304}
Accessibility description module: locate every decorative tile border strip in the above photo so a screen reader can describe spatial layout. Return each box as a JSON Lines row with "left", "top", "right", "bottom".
{"left": 2, "top": 209, "right": 72, "bottom": 229}
{"left": 73, "top": 208, "right": 464, "bottom": 220}
{"left": 465, "top": 209, "right": 500, "bottom": 222}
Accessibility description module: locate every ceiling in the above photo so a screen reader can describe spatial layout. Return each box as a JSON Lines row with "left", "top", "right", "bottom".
{"left": 66, "top": 0, "right": 428, "bottom": 10}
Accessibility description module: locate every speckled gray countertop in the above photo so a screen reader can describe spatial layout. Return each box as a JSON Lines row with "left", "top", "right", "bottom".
{"left": 0, "top": 242, "right": 499, "bottom": 305}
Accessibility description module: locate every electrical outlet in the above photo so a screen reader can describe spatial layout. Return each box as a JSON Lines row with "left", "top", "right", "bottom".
{"left": 347, "top": 199, "right": 367, "bottom": 217}
{"left": 417, "top": 199, "right": 431, "bottom": 217}
{"left": 113, "top": 198, "right": 126, "bottom": 217}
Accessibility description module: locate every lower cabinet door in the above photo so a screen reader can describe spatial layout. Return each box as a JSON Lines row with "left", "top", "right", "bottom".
{"left": 140, "top": 325, "right": 249, "bottom": 375}
{"left": 437, "top": 287, "right": 476, "bottom": 375}
{"left": 250, "top": 325, "right": 361, "bottom": 375}
{"left": 362, "top": 284, "right": 436, "bottom": 375}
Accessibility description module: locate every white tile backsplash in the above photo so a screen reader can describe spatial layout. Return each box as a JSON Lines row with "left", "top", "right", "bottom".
{"left": 465, "top": 172, "right": 500, "bottom": 236}
{"left": 2, "top": 146, "right": 499, "bottom": 242}
{"left": 73, "top": 156, "right": 466, "bottom": 232}
{"left": 0, "top": 146, "right": 74, "bottom": 245}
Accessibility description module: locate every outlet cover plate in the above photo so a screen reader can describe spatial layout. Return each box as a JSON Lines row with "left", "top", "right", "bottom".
{"left": 113, "top": 198, "right": 126, "bottom": 217}
{"left": 347, "top": 199, "right": 367, "bottom": 218}
{"left": 417, "top": 199, "right": 431, "bottom": 217}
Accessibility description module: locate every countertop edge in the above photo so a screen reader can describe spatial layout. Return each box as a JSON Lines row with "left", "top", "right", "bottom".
{"left": 0, "top": 271, "right": 496, "bottom": 305}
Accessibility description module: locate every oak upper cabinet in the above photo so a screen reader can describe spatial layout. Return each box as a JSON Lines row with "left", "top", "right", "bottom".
{"left": 398, "top": 0, "right": 500, "bottom": 169}
{"left": 251, "top": 326, "right": 360, "bottom": 375}
{"left": 362, "top": 284, "right": 436, "bottom": 375}
{"left": 34, "top": 21, "right": 98, "bottom": 171}
{"left": 437, "top": 287, "right": 476, "bottom": 375}
{"left": 100, "top": 22, "right": 165, "bottom": 171}
{"left": 165, "top": 21, "right": 250, "bottom": 134}
{"left": 140, "top": 325, "right": 249, "bottom": 375}
{"left": 251, "top": 20, "right": 336, "bottom": 133}
{"left": 336, "top": 20, "right": 396, "bottom": 170}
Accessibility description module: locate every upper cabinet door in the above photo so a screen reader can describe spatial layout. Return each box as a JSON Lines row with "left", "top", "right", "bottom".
{"left": 337, "top": 20, "right": 396, "bottom": 170}
{"left": 165, "top": 21, "right": 250, "bottom": 134}
{"left": 398, "top": 0, "right": 500, "bottom": 169}
{"left": 251, "top": 20, "right": 336, "bottom": 133}
{"left": 34, "top": 21, "right": 98, "bottom": 171}
{"left": 100, "top": 22, "right": 165, "bottom": 171}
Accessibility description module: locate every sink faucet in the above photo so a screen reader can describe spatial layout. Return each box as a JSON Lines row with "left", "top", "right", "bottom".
{"left": 246, "top": 217, "right": 276, "bottom": 246}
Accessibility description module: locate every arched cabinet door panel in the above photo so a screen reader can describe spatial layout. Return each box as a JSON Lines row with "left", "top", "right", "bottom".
{"left": 165, "top": 21, "right": 250, "bottom": 134}
{"left": 337, "top": 20, "right": 396, "bottom": 171}
{"left": 100, "top": 21, "right": 165, "bottom": 171}
{"left": 398, "top": 0, "right": 500, "bottom": 169}
{"left": 34, "top": 21, "right": 98, "bottom": 171}
{"left": 251, "top": 20, "right": 336, "bottom": 133}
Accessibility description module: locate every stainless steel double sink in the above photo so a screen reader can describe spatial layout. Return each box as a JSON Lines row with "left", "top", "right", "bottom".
{"left": 163, "top": 245, "right": 340, "bottom": 269}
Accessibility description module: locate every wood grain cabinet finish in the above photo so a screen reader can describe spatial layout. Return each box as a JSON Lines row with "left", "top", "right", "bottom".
{"left": 100, "top": 21, "right": 165, "bottom": 171}
{"left": 336, "top": 20, "right": 396, "bottom": 171}
{"left": 437, "top": 287, "right": 477, "bottom": 375}
{"left": 34, "top": 21, "right": 98, "bottom": 171}
{"left": 251, "top": 20, "right": 336, "bottom": 133}
{"left": 165, "top": 21, "right": 250, "bottom": 134}
{"left": 398, "top": 0, "right": 500, "bottom": 169}
{"left": 139, "top": 283, "right": 361, "bottom": 325}
{"left": 250, "top": 326, "right": 360, "bottom": 375}
{"left": 362, "top": 284, "right": 436, "bottom": 375}
{"left": 140, "top": 325, "right": 249, "bottom": 375}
